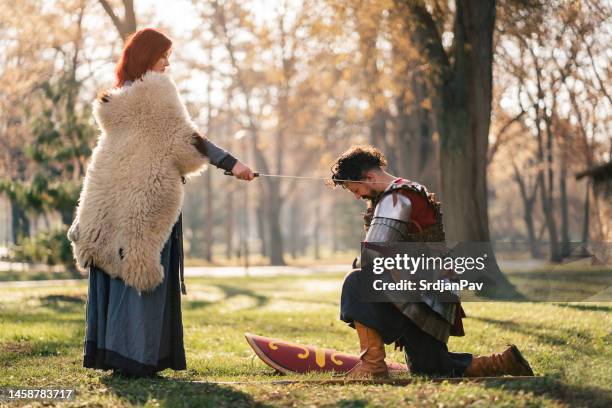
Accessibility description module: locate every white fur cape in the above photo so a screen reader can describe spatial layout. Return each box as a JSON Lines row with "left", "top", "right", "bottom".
{"left": 68, "top": 71, "right": 206, "bottom": 293}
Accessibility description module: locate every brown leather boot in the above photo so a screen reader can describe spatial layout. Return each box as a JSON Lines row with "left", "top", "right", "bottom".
{"left": 464, "top": 345, "right": 534, "bottom": 377}
{"left": 344, "top": 321, "right": 389, "bottom": 379}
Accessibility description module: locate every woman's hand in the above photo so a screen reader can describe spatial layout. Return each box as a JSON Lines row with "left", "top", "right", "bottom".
{"left": 231, "top": 161, "right": 256, "bottom": 181}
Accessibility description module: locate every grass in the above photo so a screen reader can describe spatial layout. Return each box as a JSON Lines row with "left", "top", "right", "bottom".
{"left": 184, "top": 252, "right": 357, "bottom": 267}
{"left": 0, "top": 252, "right": 357, "bottom": 280}
{"left": 0, "top": 273, "right": 611, "bottom": 407}
{"left": 502, "top": 260, "right": 612, "bottom": 302}
{"left": 0, "top": 269, "right": 76, "bottom": 282}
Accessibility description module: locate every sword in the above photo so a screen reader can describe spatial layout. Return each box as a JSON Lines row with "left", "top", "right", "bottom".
{"left": 223, "top": 171, "right": 392, "bottom": 184}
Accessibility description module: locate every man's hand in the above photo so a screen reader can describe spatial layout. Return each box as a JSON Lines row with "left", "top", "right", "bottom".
{"left": 231, "top": 161, "right": 256, "bottom": 181}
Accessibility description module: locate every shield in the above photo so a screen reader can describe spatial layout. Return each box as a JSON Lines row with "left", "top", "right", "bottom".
{"left": 245, "top": 333, "right": 408, "bottom": 374}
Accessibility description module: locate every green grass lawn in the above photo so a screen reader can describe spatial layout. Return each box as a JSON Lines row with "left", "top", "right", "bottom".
{"left": 0, "top": 269, "right": 76, "bottom": 282}
{"left": 0, "top": 273, "right": 611, "bottom": 407}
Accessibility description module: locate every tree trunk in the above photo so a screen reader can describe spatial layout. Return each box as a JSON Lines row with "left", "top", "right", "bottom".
{"left": 223, "top": 132, "right": 234, "bottom": 260}
{"left": 437, "top": 1, "right": 493, "bottom": 242}
{"left": 398, "top": 0, "right": 521, "bottom": 298}
{"left": 204, "top": 168, "right": 213, "bottom": 262}
{"left": 212, "top": 0, "right": 287, "bottom": 266}
{"left": 370, "top": 109, "right": 397, "bottom": 174}
{"left": 204, "top": 53, "right": 215, "bottom": 263}
{"left": 538, "top": 170, "right": 561, "bottom": 262}
{"left": 256, "top": 204, "right": 267, "bottom": 258}
{"left": 355, "top": 4, "right": 396, "bottom": 174}
{"left": 523, "top": 202, "right": 540, "bottom": 258}
{"left": 532, "top": 106, "right": 560, "bottom": 262}
{"left": 543, "top": 137, "right": 561, "bottom": 261}
{"left": 511, "top": 162, "right": 541, "bottom": 258}
{"left": 266, "top": 185, "right": 285, "bottom": 265}
{"left": 289, "top": 201, "right": 298, "bottom": 259}
{"left": 10, "top": 198, "right": 29, "bottom": 243}
{"left": 60, "top": 208, "right": 73, "bottom": 227}
{"left": 580, "top": 180, "right": 590, "bottom": 256}
{"left": 226, "top": 189, "right": 234, "bottom": 259}
{"left": 559, "top": 148, "right": 570, "bottom": 258}
{"left": 314, "top": 198, "right": 321, "bottom": 260}
{"left": 399, "top": 0, "right": 495, "bottom": 241}
{"left": 299, "top": 233, "right": 308, "bottom": 257}
{"left": 331, "top": 198, "right": 338, "bottom": 253}
{"left": 254, "top": 164, "right": 285, "bottom": 265}
{"left": 242, "top": 182, "right": 250, "bottom": 269}
{"left": 393, "top": 61, "right": 439, "bottom": 191}
{"left": 438, "top": 112, "right": 490, "bottom": 241}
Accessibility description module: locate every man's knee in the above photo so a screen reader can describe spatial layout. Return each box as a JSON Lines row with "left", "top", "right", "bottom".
{"left": 344, "top": 267, "right": 361, "bottom": 279}
{"left": 340, "top": 269, "right": 362, "bottom": 316}
{"left": 342, "top": 268, "right": 362, "bottom": 293}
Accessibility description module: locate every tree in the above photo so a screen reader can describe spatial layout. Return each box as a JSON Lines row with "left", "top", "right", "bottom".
{"left": 202, "top": 0, "right": 330, "bottom": 265}
{"left": 389, "top": 8, "right": 440, "bottom": 191}
{"left": 389, "top": 0, "right": 529, "bottom": 297}
{"left": 495, "top": 0, "right": 610, "bottom": 261}
{"left": 206, "top": 0, "right": 287, "bottom": 265}
{"left": 0, "top": 0, "right": 58, "bottom": 241}
{"left": 0, "top": 0, "right": 95, "bottom": 232}
{"left": 350, "top": 0, "right": 398, "bottom": 173}
{"left": 395, "top": 0, "right": 496, "bottom": 243}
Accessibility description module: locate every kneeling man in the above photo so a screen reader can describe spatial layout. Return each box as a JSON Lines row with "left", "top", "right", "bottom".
{"left": 330, "top": 145, "right": 534, "bottom": 379}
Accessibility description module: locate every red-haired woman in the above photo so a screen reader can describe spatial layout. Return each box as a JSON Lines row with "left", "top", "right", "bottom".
{"left": 68, "top": 28, "right": 255, "bottom": 377}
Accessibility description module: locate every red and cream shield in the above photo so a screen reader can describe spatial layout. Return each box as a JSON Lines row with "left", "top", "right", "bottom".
{"left": 245, "top": 333, "right": 408, "bottom": 374}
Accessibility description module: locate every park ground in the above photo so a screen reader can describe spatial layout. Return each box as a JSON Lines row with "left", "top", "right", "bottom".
{"left": 0, "top": 269, "right": 611, "bottom": 407}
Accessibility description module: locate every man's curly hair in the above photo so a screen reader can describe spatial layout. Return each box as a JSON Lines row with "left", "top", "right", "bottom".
{"left": 330, "top": 145, "right": 387, "bottom": 187}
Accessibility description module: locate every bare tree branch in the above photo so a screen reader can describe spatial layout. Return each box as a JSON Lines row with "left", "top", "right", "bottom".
{"left": 487, "top": 109, "right": 526, "bottom": 165}
{"left": 98, "top": 0, "right": 137, "bottom": 41}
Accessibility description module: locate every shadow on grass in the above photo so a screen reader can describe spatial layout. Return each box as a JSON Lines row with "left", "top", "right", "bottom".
{"left": 183, "top": 300, "right": 214, "bottom": 310}
{"left": 0, "top": 340, "right": 35, "bottom": 367}
{"left": 507, "top": 269, "right": 612, "bottom": 280}
{"left": 0, "top": 309, "right": 83, "bottom": 325}
{"left": 554, "top": 303, "right": 612, "bottom": 313}
{"left": 101, "top": 375, "right": 271, "bottom": 407}
{"left": 0, "top": 270, "right": 75, "bottom": 282}
{"left": 182, "top": 284, "right": 269, "bottom": 311}
{"left": 0, "top": 294, "right": 86, "bottom": 323}
{"left": 272, "top": 296, "right": 339, "bottom": 307}
{"left": 505, "top": 267, "right": 612, "bottom": 302}
{"left": 0, "top": 339, "right": 76, "bottom": 367}
{"left": 471, "top": 316, "right": 594, "bottom": 351}
{"left": 185, "top": 284, "right": 338, "bottom": 311}
{"left": 40, "top": 294, "right": 87, "bottom": 313}
{"left": 336, "top": 399, "right": 368, "bottom": 408}
{"left": 214, "top": 284, "right": 269, "bottom": 309}
{"left": 483, "top": 377, "right": 612, "bottom": 408}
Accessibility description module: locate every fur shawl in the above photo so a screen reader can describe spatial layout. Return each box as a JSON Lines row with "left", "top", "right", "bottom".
{"left": 68, "top": 71, "right": 206, "bottom": 293}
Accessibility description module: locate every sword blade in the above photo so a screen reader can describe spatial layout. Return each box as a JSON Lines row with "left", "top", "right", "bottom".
{"left": 223, "top": 171, "right": 390, "bottom": 184}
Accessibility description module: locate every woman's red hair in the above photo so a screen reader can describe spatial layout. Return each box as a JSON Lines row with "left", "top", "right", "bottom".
{"left": 114, "top": 28, "right": 172, "bottom": 87}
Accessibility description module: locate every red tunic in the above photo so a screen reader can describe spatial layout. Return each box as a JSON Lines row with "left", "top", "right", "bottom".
{"left": 392, "top": 178, "right": 436, "bottom": 232}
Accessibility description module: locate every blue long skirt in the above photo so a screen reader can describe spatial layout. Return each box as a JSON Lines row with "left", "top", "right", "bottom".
{"left": 83, "top": 217, "right": 186, "bottom": 375}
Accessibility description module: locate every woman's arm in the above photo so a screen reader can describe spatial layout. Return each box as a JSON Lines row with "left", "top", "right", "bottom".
{"left": 191, "top": 133, "right": 255, "bottom": 180}
{"left": 191, "top": 134, "right": 237, "bottom": 172}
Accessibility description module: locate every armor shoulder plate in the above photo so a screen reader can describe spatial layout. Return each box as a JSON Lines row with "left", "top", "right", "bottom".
{"left": 373, "top": 193, "right": 412, "bottom": 222}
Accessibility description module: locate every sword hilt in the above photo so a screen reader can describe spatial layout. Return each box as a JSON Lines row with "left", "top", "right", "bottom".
{"left": 224, "top": 170, "right": 260, "bottom": 177}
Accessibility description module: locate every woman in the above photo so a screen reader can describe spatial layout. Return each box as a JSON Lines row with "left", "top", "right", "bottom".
{"left": 68, "top": 28, "right": 255, "bottom": 377}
